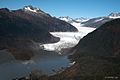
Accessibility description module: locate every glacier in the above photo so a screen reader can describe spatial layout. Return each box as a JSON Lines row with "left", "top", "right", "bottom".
{"left": 42, "top": 23, "right": 96, "bottom": 53}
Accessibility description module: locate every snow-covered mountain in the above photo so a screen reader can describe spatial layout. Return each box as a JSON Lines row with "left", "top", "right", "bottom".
{"left": 19, "top": 5, "right": 78, "bottom": 32}
{"left": 81, "top": 12, "right": 120, "bottom": 28}
{"left": 22, "top": 5, "right": 51, "bottom": 17}
{"left": 59, "top": 16, "right": 90, "bottom": 31}
{"left": 59, "top": 16, "right": 73, "bottom": 22}
{"left": 59, "top": 13, "right": 120, "bottom": 28}
{"left": 74, "top": 17, "right": 89, "bottom": 22}
{"left": 108, "top": 12, "right": 120, "bottom": 19}
{"left": 59, "top": 16, "right": 89, "bottom": 23}
{"left": 23, "top": 5, "right": 43, "bottom": 13}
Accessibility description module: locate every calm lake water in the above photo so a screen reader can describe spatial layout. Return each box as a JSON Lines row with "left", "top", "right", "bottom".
{"left": 0, "top": 50, "right": 70, "bottom": 80}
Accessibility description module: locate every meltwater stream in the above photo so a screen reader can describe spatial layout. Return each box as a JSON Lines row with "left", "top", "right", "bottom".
{"left": 0, "top": 50, "right": 70, "bottom": 80}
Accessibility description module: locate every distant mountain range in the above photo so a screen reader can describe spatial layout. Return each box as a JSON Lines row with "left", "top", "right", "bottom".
{"left": 59, "top": 12, "right": 120, "bottom": 28}
{"left": 59, "top": 16, "right": 89, "bottom": 23}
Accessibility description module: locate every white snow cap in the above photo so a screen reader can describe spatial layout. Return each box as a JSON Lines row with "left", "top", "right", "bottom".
{"left": 108, "top": 12, "right": 120, "bottom": 19}
{"left": 23, "top": 5, "right": 41, "bottom": 13}
{"left": 59, "top": 16, "right": 74, "bottom": 22}
{"left": 23, "top": 5, "right": 51, "bottom": 17}
{"left": 75, "top": 17, "right": 89, "bottom": 22}
{"left": 59, "top": 16, "right": 89, "bottom": 23}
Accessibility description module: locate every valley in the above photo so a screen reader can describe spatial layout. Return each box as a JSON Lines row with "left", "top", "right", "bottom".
{"left": 0, "top": 25, "right": 95, "bottom": 80}
{"left": 0, "top": 4, "right": 120, "bottom": 80}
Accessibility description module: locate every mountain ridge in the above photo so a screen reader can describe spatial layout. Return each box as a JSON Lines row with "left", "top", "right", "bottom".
{"left": 59, "top": 13, "right": 120, "bottom": 28}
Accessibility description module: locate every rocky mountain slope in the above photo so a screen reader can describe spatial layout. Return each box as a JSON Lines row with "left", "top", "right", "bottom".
{"left": 59, "top": 13, "right": 120, "bottom": 29}
{"left": 82, "top": 13, "right": 120, "bottom": 28}
{"left": 59, "top": 16, "right": 89, "bottom": 23}
{"left": 55, "top": 18, "right": 120, "bottom": 80}
{"left": 16, "top": 5, "right": 78, "bottom": 32}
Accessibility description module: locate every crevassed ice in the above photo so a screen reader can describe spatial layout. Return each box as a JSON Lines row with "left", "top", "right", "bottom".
{"left": 42, "top": 26, "right": 96, "bottom": 52}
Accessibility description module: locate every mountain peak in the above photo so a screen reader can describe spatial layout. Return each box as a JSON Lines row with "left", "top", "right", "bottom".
{"left": 23, "top": 5, "right": 42, "bottom": 13}
{"left": 74, "top": 17, "right": 89, "bottom": 22}
{"left": 22, "top": 5, "right": 51, "bottom": 17}
{"left": 0, "top": 8, "right": 10, "bottom": 12}
{"left": 108, "top": 12, "right": 120, "bottom": 19}
{"left": 59, "top": 16, "right": 73, "bottom": 22}
{"left": 59, "top": 16, "right": 89, "bottom": 23}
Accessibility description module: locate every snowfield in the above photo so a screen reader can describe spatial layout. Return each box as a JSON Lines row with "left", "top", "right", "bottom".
{"left": 42, "top": 23, "right": 96, "bottom": 52}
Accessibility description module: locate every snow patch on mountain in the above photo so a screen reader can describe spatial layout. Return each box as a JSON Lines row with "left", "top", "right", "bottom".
{"left": 59, "top": 16, "right": 89, "bottom": 23}
{"left": 94, "top": 18, "right": 104, "bottom": 22}
{"left": 23, "top": 5, "right": 41, "bottom": 13}
{"left": 23, "top": 5, "right": 50, "bottom": 17}
{"left": 75, "top": 17, "right": 89, "bottom": 22}
{"left": 108, "top": 13, "right": 120, "bottom": 19}
{"left": 59, "top": 16, "right": 73, "bottom": 22}
{"left": 109, "top": 16, "right": 120, "bottom": 19}
{"left": 24, "top": 6, "right": 38, "bottom": 13}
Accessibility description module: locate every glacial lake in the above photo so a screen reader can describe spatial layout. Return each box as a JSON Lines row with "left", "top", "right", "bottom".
{"left": 0, "top": 50, "right": 70, "bottom": 80}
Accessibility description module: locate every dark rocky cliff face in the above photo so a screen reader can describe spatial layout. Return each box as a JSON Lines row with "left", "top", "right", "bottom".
{"left": 73, "top": 18, "right": 120, "bottom": 59}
